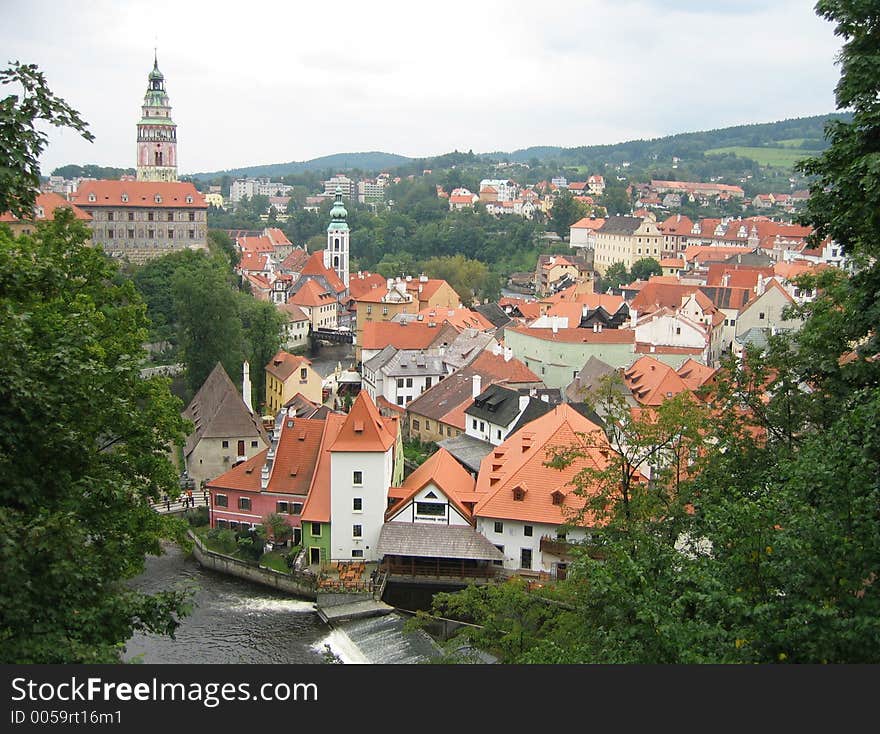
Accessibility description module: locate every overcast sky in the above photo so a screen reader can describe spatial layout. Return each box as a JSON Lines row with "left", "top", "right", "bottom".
{"left": 2, "top": 0, "right": 843, "bottom": 176}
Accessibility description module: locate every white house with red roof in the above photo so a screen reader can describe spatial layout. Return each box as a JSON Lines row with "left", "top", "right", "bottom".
{"left": 328, "top": 392, "right": 398, "bottom": 562}
{"left": 472, "top": 404, "right": 632, "bottom": 576}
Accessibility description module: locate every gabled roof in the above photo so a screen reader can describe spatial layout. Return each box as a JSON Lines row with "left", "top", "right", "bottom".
{"left": 469, "top": 350, "right": 541, "bottom": 384}
{"left": 290, "top": 278, "right": 335, "bottom": 307}
{"left": 622, "top": 356, "right": 691, "bottom": 406}
{"left": 676, "top": 359, "right": 717, "bottom": 390}
{"left": 697, "top": 286, "right": 753, "bottom": 311}
{"left": 301, "top": 251, "right": 345, "bottom": 293}
{"left": 377, "top": 523, "right": 504, "bottom": 561}
{"left": 413, "top": 307, "right": 494, "bottom": 332}
{"left": 571, "top": 216, "right": 605, "bottom": 230}
{"left": 266, "top": 350, "right": 312, "bottom": 381}
{"left": 385, "top": 448, "right": 476, "bottom": 522}
{"left": 381, "top": 349, "right": 446, "bottom": 378}
{"left": 505, "top": 325, "right": 636, "bottom": 345}
{"left": 405, "top": 277, "right": 455, "bottom": 303}
{"left": 300, "top": 413, "right": 346, "bottom": 523}
{"left": 658, "top": 214, "right": 694, "bottom": 236}
{"left": 597, "top": 215, "right": 645, "bottom": 236}
{"left": 330, "top": 391, "right": 396, "bottom": 453}
{"left": 630, "top": 282, "right": 701, "bottom": 314}
{"left": 473, "top": 404, "right": 620, "bottom": 526}
{"left": 71, "top": 180, "right": 206, "bottom": 208}
{"left": 277, "top": 301, "right": 310, "bottom": 322}
{"left": 182, "top": 363, "right": 266, "bottom": 457}
{"left": 474, "top": 302, "right": 512, "bottom": 329}
{"left": 0, "top": 192, "right": 92, "bottom": 223}
{"left": 564, "top": 356, "right": 621, "bottom": 403}
{"left": 281, "top": 248, "right": 310, "bottom": 271}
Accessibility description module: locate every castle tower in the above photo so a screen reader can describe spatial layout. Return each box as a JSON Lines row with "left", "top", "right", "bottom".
{"left": 136, "top": 52, "right": 178, "bottom": 182}
{"left": 324, "top": 187, "right": 350, "bottom": 289}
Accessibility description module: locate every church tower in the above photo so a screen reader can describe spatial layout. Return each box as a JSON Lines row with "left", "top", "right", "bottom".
{"left": 324, "top": 187, "right": 350, "bottom": 289}
{"left": 136, "top": 53, "right": 178, "bottom": 182}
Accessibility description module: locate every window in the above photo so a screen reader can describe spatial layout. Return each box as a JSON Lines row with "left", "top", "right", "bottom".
{"left": 189, "top": 230, "right": 195, "bottom": 239}
{"left": 311, "top": 523, "right": 322, "bottom": 537}
{"left": 167, "top": 212, "right": 174, "bottom": 222}
{"left": 189, "top": 211, "right": 196, "bottom": 222}
{"left": 397, "top": 378, "right": 404, "bottom": 389}
{"left": 353, "top": 471, "right": 363, "bottom": 486}
{"left": 524, "top": 525, "right": 533, "bottom": 537}
{"left": 277, "top": 501, "right": 289, "bottom": 514}
{"left": 215, "top": 494, "right": 228, "bottom": 508}
{"left": 251, "top": 440, "right": 259, "bottom": 447}
{"left": 222, "top": 440, "right": 229, "bottom": 448}
{"left": 494, "top": 521, "right": 503, "bottom": 533}
{"left": 416, "top": 502, "right": 445, "bottom": 516}
{"left": 300, "top": 367, "right": 307, "bottom": 381}
{"left": 397, "top": 396, "right": 404, "bottom": 406}
{"left": 425, "top": 420, "right": 431, "bottom": 430}
{"left": 107, "top": 212, "right": 114, "bottom": 221}
{"left": 520, "top": 548, "right": 533, "bottom": 570}
{"left": 353, "top": 498, "right": 362, "bottom": 512}
{"left": 366, "top": 305, "right": 372, "bottom": 315}
{"left": 472, "top": 419, "right": 478, "bottom": 430}
{"left": 676, "top": 327, "right": 681, "bottom": 335}
{"left": 128, "top": 212, "right": 134, "bottom": 221}
{"left": 497, "top": 429, "right": 502, "bottom": 440}
{"left": 759, "top": 312, "right": 766, "bottom": 320}
{"left": 493, "top": 545, "right": 504, "bottom": 566}
{"left": 382, "top": 306, "right": 388, "bottom": 315}
{"left": 424, "top": 377, "right": 432, "bottom": 390}
{"left": 352, "top": 524, "right": 362, "bottom": 538}
{"left": 147, "top": 212, "right": 154, "bottom": 221}
{"left": 238, "top": 497, "right": 251, "bottom": 510}
{"left": 405, "top": 377, "right": 413, "bottom": 388}
{"left": 479, "top": 421, "right": 485, "bottom": 432}
{"left": 291, "top": 502, "right": 303, "bottom": 515}
{"left": 413, "top": 419, "right": 420, "bottom": 431}
{"left": 168, "top": 230, "right": 173, "bottom": 239}
{"left": 351, "top": 549, "right": 364, "bottom": 558}
{"left": 229, "top": 521, "right": 240, "bottom": 532}
{"left": 217, "top": 519, "right": 228, "bottom": 529}
{"left": 147, "top": 229, "right": 154, "bottom": 239}
{"left": 127, "top": 229, "right": 134, "bottom": 238}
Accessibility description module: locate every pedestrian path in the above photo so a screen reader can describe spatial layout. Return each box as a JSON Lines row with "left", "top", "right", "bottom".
{"left": 150, "top": 491, "right": 210, "bottom": 515}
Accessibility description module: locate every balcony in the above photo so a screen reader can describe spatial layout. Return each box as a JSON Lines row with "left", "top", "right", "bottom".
{"left": 539, "top": 536, "right": 572, "bottom": 558}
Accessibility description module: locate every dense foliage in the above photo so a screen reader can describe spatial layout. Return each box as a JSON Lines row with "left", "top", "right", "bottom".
{"left": 0, "top": 210, "right": 192, "bottom": 662}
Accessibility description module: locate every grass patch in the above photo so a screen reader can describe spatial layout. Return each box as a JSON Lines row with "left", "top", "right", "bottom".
{"left": 259, "top": 550, "right": 291, "bottom": 574}
{"left": 403, "top": 439, "right": 434, "bottom": 467}
{"left": 705, "top": 146, "right": 820, "bottom": 168}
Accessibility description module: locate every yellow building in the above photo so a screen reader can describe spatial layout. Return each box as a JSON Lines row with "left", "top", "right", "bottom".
{"left": 265, "top": 351, "right": 323, "bottom": 415}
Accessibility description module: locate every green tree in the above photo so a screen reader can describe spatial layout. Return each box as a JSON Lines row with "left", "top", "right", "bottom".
{"left": 173, "top": 256, "right": 244, "bottom": 396}
{"left": 602, "top": 261, "right": 629, "bottom": 290}
{"left": 549, "top": 190, "right": 588, "bottom": 239}
{"left": 238, "top": 294, "right": 283, "bottom": 411}
{"left": 0, "top": 210, "right": 192, "bottom": 662}
{"left": 1, "top": 62, "right": 94, "bottom": 217}
{"left": 629, "top": 257, "right": 662, "bottom": 282}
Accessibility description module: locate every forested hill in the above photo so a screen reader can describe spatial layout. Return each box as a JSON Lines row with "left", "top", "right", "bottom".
{"left": 484, "top": 113, "right": 848, "bottom": 169}
{"left": 187, "top": 113, "right": 846, "bottom": 181}
{"left": 191, "top": 151, "right": 412, "bottom": 180}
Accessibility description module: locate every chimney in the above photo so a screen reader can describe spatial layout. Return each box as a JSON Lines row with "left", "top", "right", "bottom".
{"left": 242, "top": 361, "right": 253, "bottom": 414}
{"left": 504, "top": 346, "right": 513, "bottom": 362}
{"left": 593, "top": 322, "right": 598, "bottom": 333}
{"left": 472, "top": 374, "right": 482, "bottom": 399}
{"left": 630, "top": 308, "right": 638, "bottom": 328}
{"left": 756, "top": 274, "right": 766, "bottom": 295}
{"left": 519, "top": 394, "right": 530, "bottom": 413}
{"left": 722, "top": 273, "right": 730, "bottom": 287}
{"left": 598, "top": 323, "right": 603, "bottom": 332}
{"left": 386, "top": 277, "right": 393, "bottom": 290}
{"left": 420, "top": 273, "right": 428, "bottom": 283}
{"left": 552, "top": 316, "right": 559, "bottom": 334}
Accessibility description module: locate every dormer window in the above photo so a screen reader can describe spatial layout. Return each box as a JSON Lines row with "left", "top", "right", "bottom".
{"left": 88, "top": 193, "right": 96, "bottom": 202}
{"left": 121, "top": 193, "right": 129, "bottom": 203}
{"left": 551, "top": 490, "right": 565, "bottom": 506}
{"left": 512, "top": 486, "right": 526, "bottom": 501}
{"left": 154, "top": 194, "right": 162, "bottom": 204}
{"left": 186, "top": 195, "right": 193, "bottom": 204}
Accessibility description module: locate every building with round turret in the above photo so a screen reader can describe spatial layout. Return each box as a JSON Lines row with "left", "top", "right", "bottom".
{"left": 136, "top": 53, "right": 178, "bottom": 182}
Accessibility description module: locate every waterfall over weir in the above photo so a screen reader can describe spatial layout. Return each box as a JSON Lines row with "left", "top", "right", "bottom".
{"left": 315, "top": 613, "right": 442, "bottom": 664}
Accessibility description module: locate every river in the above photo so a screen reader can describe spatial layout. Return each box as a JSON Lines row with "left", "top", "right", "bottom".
{"left": 124, "top": 544, "right": 441, "bottom": 664}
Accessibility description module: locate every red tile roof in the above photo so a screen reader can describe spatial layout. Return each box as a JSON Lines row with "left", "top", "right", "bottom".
{"left": 330, "top": 391, "right": 396, "bottom": 453}
{"left": 360, "top": 321, "right": 445, "bottom": 351}
{"left": 386, "top": 448, "right": 476, "bottom": 522}
{"left": 300, "top": 414, "right": 346, "bottom": 523}
{"left": 473, "top": 404, "right": 627, "bottom": 526}
{"left": 71, "top": 180, "right": 206, "bottom": 208}
{"left": 277, "top": 302, "right": 309, "bottom": 321}
{"left": 266, "top": 350, "right": 312, "bottom": 381}
{"left": 301, "top": 251, "right": 345, "bottom": 293}
{"left": 623, "top": 356, "right": 692, "bottom": 406}
{"left": 290, "top": 278, "right": 335, "bottom": 308}
{"left": 414, "top": 306, "right": 494, "bottom": 331}
{"left": 470, "top": 350, "right": 541, "bottom": 384}
{"left": 506, "top": 325, "right": 636, "bottom": 345}
{"left": 349, "top": 272, "right": 387, "bottom": 299}
{"left": 571, "top": 216, "right": 606, "bottom": 230}
{"left": 0, "top": 192, "right": 92, "bottom": 223}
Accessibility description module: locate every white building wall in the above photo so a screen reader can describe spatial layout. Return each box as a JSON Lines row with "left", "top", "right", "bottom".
{"left": 387, "top": 483, "right": 471, "bottom": 526}
{"left": 330, "top": 449, "right": 393, "bottom": 561}
{"left": 475, "top": 517, "right": 588, "bottom": 573}
{"left": 635, "top": 315, "right": 707, "bottom": 350}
